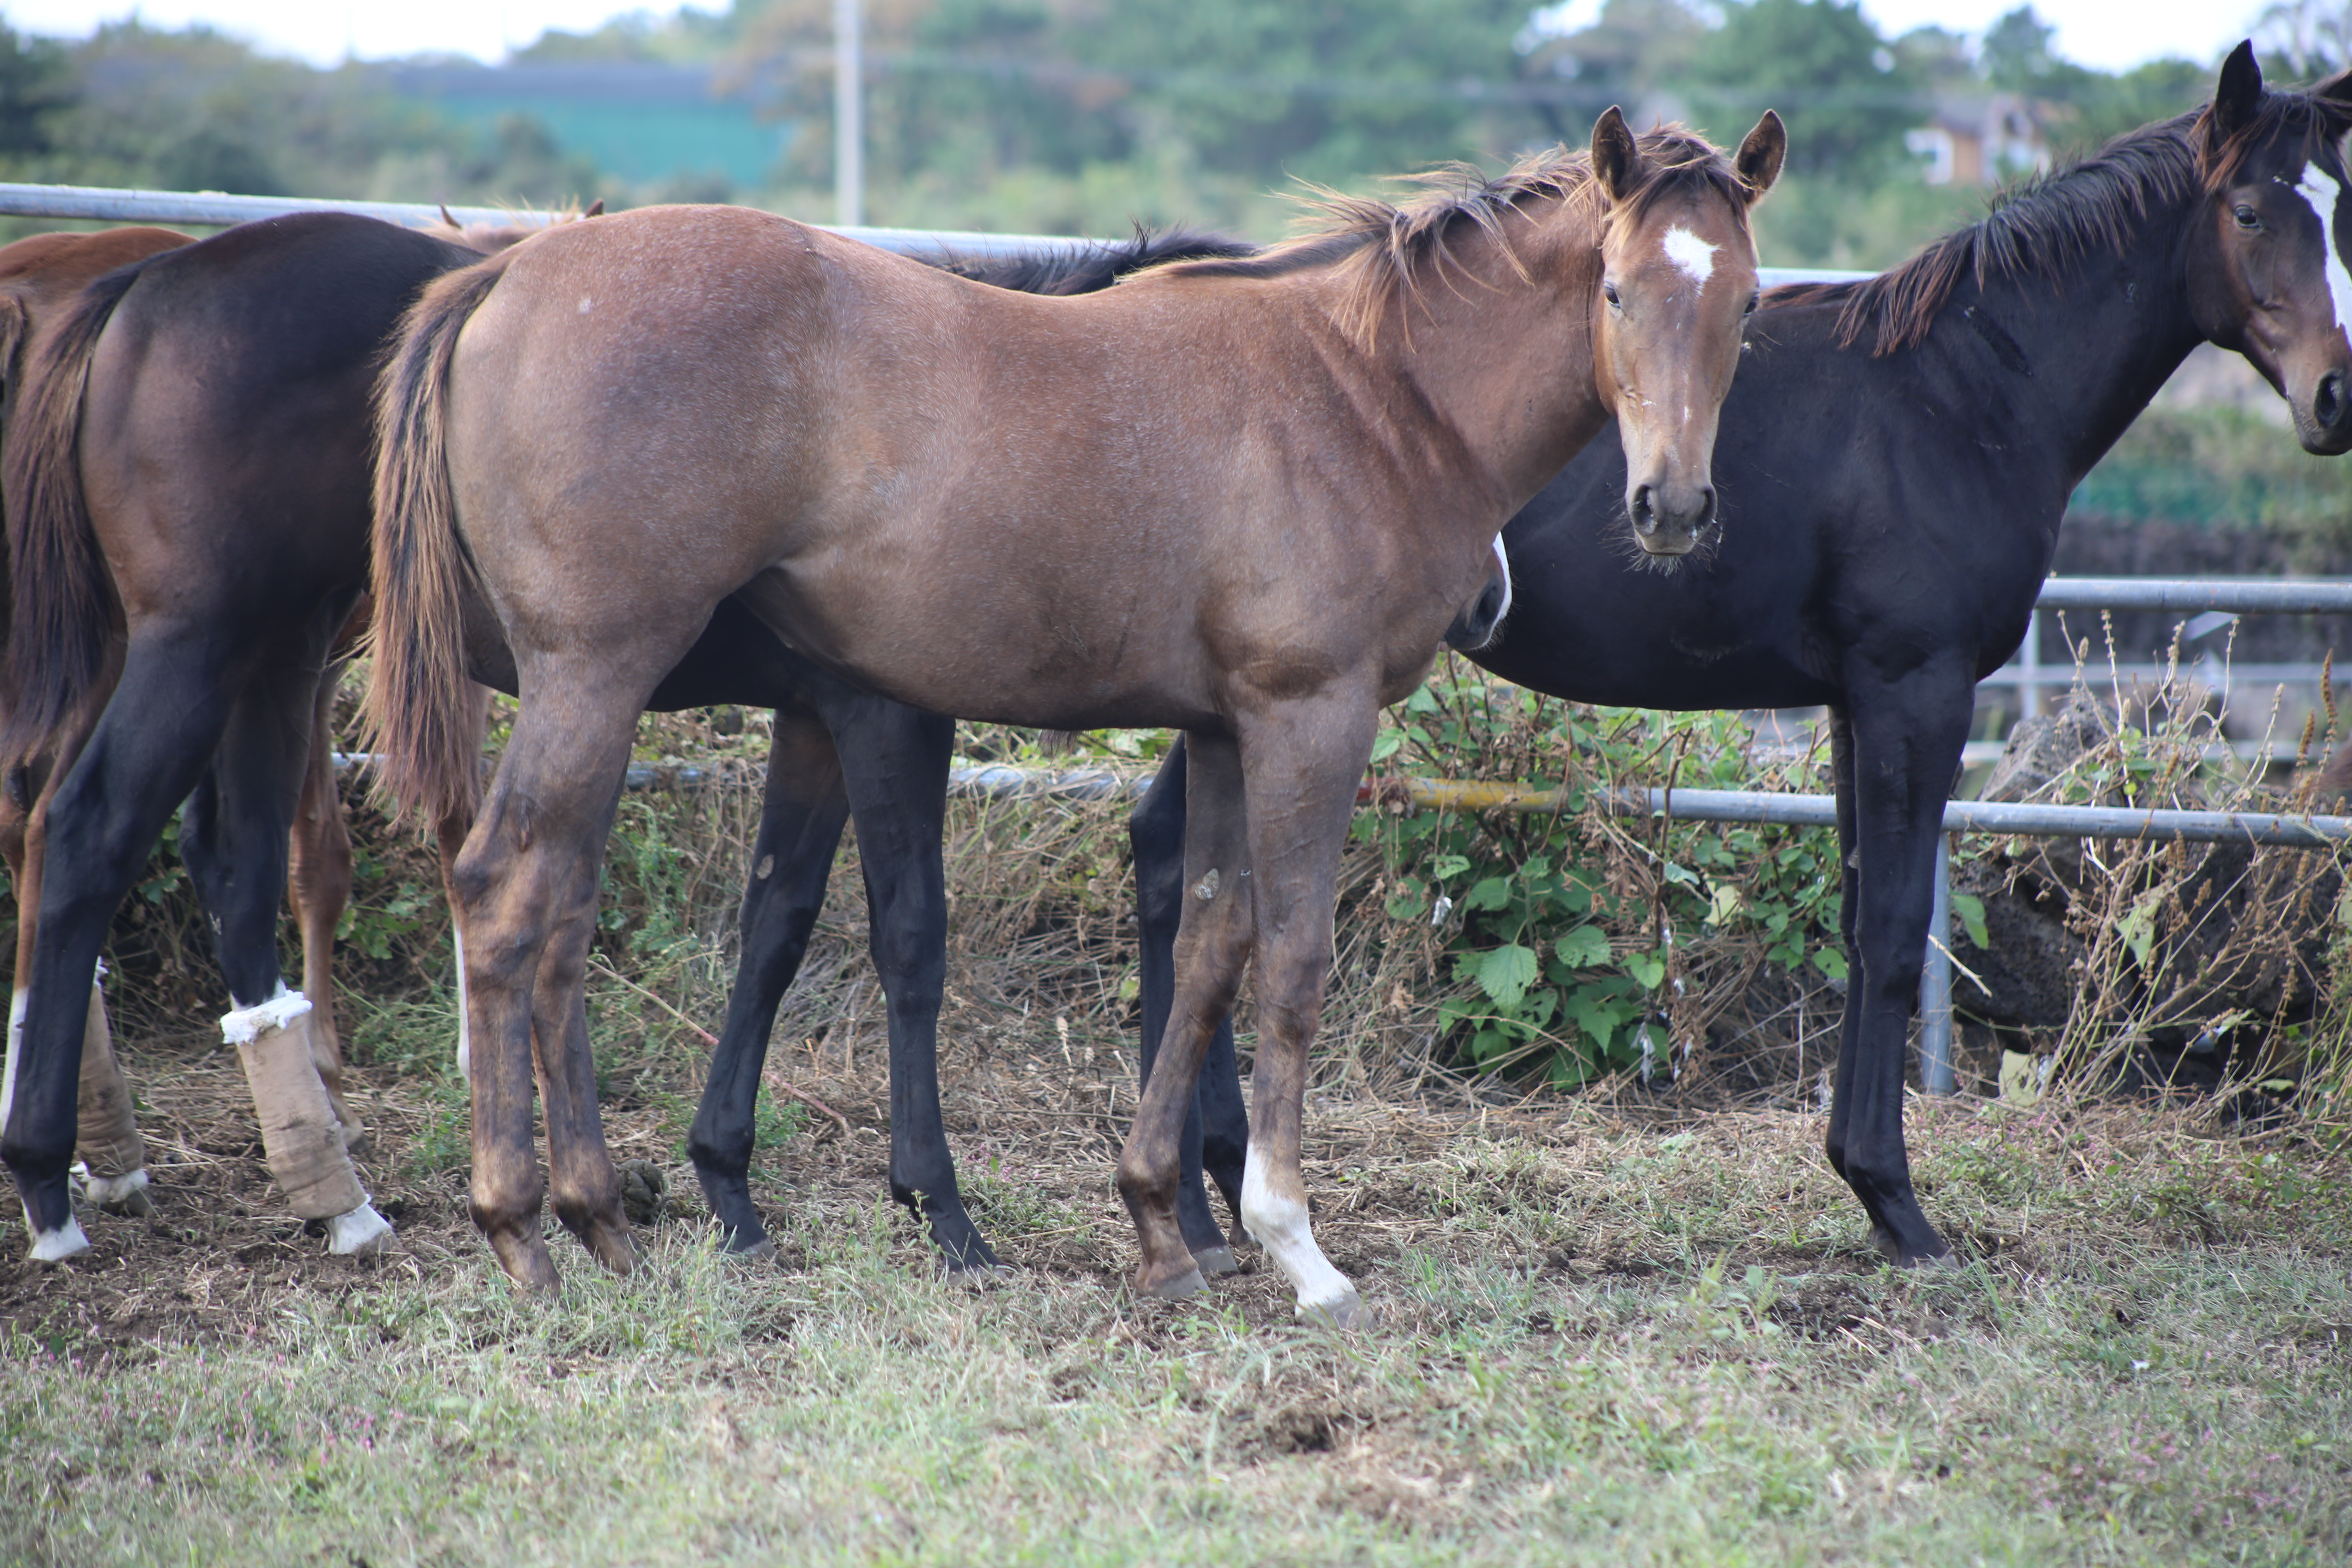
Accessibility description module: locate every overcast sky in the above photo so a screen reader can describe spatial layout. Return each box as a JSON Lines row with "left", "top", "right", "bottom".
{"left": 0, "top": 0, "right": 2276, "bottom": 75}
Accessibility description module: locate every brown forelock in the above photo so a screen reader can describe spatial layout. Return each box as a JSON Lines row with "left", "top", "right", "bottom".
{"left": 1781, "top": 80, "right": 2352, "bottom": 358}
{"left": 1136, "top": 127, "right": 1745, "bottom": 346}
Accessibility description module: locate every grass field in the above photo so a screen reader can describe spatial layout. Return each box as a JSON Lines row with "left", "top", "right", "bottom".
{"left": 3, "top": 1003, "right": 2348, "bottom": 1567}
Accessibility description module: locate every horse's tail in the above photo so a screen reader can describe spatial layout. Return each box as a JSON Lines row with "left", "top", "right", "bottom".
{"left": 0, "top": 262, "right": 152, "bottom": 769}
{"left": 360, "top": 251, "right": 518, "bottom": 829}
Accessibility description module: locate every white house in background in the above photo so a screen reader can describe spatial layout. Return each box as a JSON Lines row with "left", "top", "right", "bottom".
{"left": 1905, "top": 94, "right": 2054, "bottom": 186}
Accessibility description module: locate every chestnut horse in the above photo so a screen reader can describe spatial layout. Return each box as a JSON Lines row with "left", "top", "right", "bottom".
{"left": 0, "top": 225, "right": 196, "bottom": 1237}
{"left": 366, "top": 109, "right": 1786, "bottom": 1315}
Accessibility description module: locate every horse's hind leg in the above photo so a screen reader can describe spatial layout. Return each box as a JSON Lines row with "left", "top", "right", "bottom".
{"left": 287, "top": 660, "right": 362, "bottom": 1144}
{"left": 1129, "top": 733, "right": 1249, "bottom": 1271}
{"left": 1116, "top": 731, "right": 1255, "bottom": 1302}
{"left": 531, "top": 802, "right": 635, "bottom": 1276}
{"left": 4, "top": 637, "right": 245, "bottom": 1257}
{"left": 7, "top": 734, "right": 149, "bottom": 1217}
{"left": 453, "top": 678, "right": 651, "bottom": 1292}
{"left": 832, "top": 698, "right": 1002, "bottom": 1272}
{"left": 180, "top": 638, "right": 392, "bottom": 1256}
{"left": 689, "top": 710, "right": 851, "bottom": 1257}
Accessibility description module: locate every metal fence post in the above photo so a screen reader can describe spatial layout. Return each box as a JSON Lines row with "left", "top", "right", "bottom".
{"left": 2020, "top": 607, "right": 2042, "bottom": 720}
{"left": 1920, "top": 832, "right": 1956, "bottom": 1094}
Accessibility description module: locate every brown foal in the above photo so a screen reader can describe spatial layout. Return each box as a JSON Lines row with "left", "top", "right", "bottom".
{"left": 366, "top": 110, "right": 1784, "bottom": 1312}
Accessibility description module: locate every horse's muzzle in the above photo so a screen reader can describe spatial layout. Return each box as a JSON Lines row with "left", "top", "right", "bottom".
{"left": 2297, "top": 368, "right": 2352, "bottom": 455}
{"left": 1628, "top": 480, "right": 1717, "bottom": 557}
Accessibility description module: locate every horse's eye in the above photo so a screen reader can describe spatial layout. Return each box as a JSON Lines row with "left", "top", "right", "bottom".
{"left": 2234, "top": 204, "right": 2261, "bottom": 231}
{"left": 1742, "top": 291, "right": 1760, "bottom": 318}
{"left": 1602, "top": 281, "right": 1622, "bottom": 309}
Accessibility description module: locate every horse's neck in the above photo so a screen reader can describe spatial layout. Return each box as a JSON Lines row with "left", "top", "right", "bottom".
{"left": 1958, "top": 207, "right": 2207, "bottom": 487}
{"left": 1370, "top": 218, "right": 1610, "bottom": 509}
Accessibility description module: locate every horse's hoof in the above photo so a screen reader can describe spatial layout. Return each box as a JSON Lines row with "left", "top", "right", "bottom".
{"left": 723, "top": 1234, "right": 778, "bottom": 1262}
{"left": 1904, "top": 1247, "right": 1961, "bottom": 1272}
{"left": 82, "top": 1167, "right": 152, "bottom": 1217}
{"left": 327, "top": 1203, "right": 397, "bottom": 1257}
{"left": 26, "top": 1214, "right": 91, "bottom": 1264}
{"left": 1191, "top": 1245, "right": 1241, "bottom": 1277}
{"left": 1142, "top": 1267, "right": 1207, "bottom": 1302}
{"left": 1297, "top": 1288, "right": 1365, "bottom": 1330}
{"left": 489, "top": 1232, "right": 563, "bottom": 1296}
{"left": 947, "top": 1261, "right": 1016, "bottom": 1289}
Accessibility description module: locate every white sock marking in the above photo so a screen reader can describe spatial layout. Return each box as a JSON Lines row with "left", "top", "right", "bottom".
{"left": 453, "top": 927, "right": 471, "bottom": 1082}
{"left": 327, "top": 1200, "right": 395, "bottom": 1256}
{"left": 23, "top": 1204, "right": 89, "bottom": 1263}
{"left": 220, "top": 984, "right": 311, "bottom": 1046}
{"left": 1662, "top": 225, "right": 1718, "bottom": 288}
{"left": 1241, "top": 1143, "right": 1356, "bottom": 1316}
{"left": 2, "top": 988, "right": 24, "bottom": 1131}
{"left": 2292, "top": 161, "right": 2352, "bottom": 336}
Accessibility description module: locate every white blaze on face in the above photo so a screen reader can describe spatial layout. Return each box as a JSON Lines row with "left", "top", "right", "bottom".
{"left": 2292, "top": 160, "right": 2352, "bottom": 336}
{"left": 1489, "top": 535, "right": 1514, "bottom": 627}
{"left": 1662, "top": 225, "right": 1718, "bottom": 289}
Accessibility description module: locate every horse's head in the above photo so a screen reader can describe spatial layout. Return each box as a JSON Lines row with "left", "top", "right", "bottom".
{"left": 2189, "top": 43, "right": 2352, "bottom": 455}
{"left": 1589, "top": 108, "right": 1784, "bottom": 557}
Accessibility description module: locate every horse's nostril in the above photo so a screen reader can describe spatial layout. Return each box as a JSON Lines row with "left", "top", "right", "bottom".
{"left": 2321, "top": 372, "right": 2346, "bottom": 429}
{"left": 1630, "top": 485, "right": 1655, "bottom": 532}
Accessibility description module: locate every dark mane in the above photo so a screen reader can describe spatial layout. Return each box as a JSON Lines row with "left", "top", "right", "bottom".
{"left": 1136, "top": 127, "right": 1753, "bottom": 344}
{"left": 936, "top": 226, "right": 1256, "bottom": 295}
{"left": 1771, "top": 76, "right": 2352, "bottom": 355}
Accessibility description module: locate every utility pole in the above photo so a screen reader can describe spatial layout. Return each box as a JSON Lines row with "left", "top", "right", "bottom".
{"left": 835, "top": 0, "right": 863, "bottom": 228}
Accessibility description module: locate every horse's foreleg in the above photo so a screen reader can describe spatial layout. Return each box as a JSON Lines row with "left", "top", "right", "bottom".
{"left": 835, "top": 702, "right": 1001, "bottom": 1272}
{"left": 1117, "top": 730, "right": 1254, "bottom": 1301}
{"left": 532, "top": 806, "right": 634, "bottom": 1276}
{"left": 1824, "top": 708, "right": 1863, "bottom": 1178}
{"left": 688, "top": 709, "right": 850, "bottom": 1256}
{"left": 431, "top": 684, "right": 491, "bottom": 1082}
{"left": 5, "top": 640, "right": 235, "bottom": 1258}
{"left": 1129, "top": 733, "right": 1248, "bottom": 1270}
{"left": 455, "top": 686, "right": 645, "bottom": 1294}
{"left": 1230, "top": 696, "right": 1375, "bottom": 1327}
{"left": 287, "top": 662, "right": 360, "bottom": 1143}
{"left": 1830, "top": 668, "right": 1973, "bottom": 1267}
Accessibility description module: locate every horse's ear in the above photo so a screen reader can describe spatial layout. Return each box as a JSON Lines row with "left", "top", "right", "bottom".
{"left": 1591, "top": 106, "right": 1644, "bottom": 202}
{"left": 583, "top": 198, "right": 605, "bottom": 218}
{"left": 2314, "top": 65, "right": 2352, "bottom": 110}
{"left": 1735, "top": 111, "right": 1786, "bottom": 200}
{"left": 438, "top": 204, "right": 458, "bottom": 228}
{"left": 2211, "top": 40, "right": 2263, "bottom": 144}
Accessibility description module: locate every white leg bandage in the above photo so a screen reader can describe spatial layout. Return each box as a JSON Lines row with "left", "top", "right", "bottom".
{"left": 226, "top": 993, "right": 371, "bottom": 1225}
{"left": 1241, "top": 1144, "right": 1361, "bottom": 1325}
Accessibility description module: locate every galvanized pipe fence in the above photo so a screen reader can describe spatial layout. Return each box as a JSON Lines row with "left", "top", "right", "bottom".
{"left": 13, "top": 181, "right": 2348, "bottom": 1098}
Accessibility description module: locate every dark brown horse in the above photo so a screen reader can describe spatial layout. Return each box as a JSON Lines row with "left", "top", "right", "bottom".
{"left": 365, "top": 110, "right": 1787, "bottom": 1314}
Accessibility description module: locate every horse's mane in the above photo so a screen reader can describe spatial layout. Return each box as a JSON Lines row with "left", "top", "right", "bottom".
{"left": 936, "top": 226, "right": 1256, "bottom": 294}
{"left": 1138, "top": 127, "right": 1751, "bottom": 344}
{"left": 1772, "top": 76, "right": 2352, "bottom": 355}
